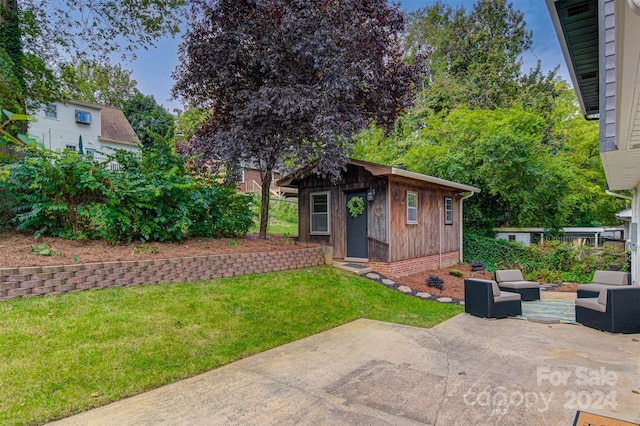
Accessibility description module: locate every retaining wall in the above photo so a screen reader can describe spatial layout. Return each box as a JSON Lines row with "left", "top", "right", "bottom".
{"left": 0, "top": 247, "right": 326, "bottom": 300}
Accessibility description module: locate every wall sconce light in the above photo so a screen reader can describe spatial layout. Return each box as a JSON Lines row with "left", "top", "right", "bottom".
{"left": 367, "top": 188, "right": 375, "bottom": 201}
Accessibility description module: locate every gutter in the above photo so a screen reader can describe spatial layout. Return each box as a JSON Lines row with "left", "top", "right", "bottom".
{"left": 605, "top": 190, "right": 633, "bottom": 201}
{"left": 459, "top": 191, "right": 475, "bottom": 263}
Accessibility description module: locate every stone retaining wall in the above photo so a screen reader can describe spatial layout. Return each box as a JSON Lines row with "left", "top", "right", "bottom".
{"left": 0, "top": 247, "right": 326, "bottom": 300}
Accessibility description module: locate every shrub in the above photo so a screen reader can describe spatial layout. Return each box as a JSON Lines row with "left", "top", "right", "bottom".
{"left": 470, "top": 260, "right": 486, "bottom": 272}
{"left": 449, "top": 269, "right": 463, "bottom": 277}
{"left": 0, "top": 139, "right": 254, "bottom": 242}
{"left": 426, "top": 275, "right": 444, "bottom": 290}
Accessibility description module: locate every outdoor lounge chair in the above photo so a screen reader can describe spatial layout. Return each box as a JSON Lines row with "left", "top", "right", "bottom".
{"left": 495, "top": 269, "right": 541, "bottom": 301}
{"left": 576, "top": 270, "right": 630, "bottom": 298}
{"left": 575, "top": 286, "right": 640, "bottom": 333}
{"left": 464, "top": 278, "right": 522, "bottom": 319}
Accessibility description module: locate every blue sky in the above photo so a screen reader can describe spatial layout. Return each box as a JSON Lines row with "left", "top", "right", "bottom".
{"left": 129, "top": 0, "right": 567, "bottom": 112}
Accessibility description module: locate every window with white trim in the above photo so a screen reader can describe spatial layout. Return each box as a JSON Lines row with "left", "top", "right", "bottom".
{"left": 445, "top": 197, "right": 453, "bottom": 225}
{"left": 65, "top": 144, "right": 76, "bottom": 151}
{"left": 407, "top": 192, "right": 418, "bottom": 224}
{"left": 44, "top": 104, "right": 57, "bottom": 119}
{"left": 310, "top": 192, "right": 330, "bottom": 235}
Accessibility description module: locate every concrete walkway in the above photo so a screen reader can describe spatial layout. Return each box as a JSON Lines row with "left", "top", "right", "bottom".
{"left": 51, "top": 315, "right": 640, "bottom": 426}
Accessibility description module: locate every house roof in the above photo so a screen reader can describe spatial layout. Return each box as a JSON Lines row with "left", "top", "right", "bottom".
{"left": 99, "top": 107, "right": 140, "bottom": 147}
{"left": 545, "top": 0, "right": 599, "bottom": 119}
{"left": 278, "top": 158, "right": 481, "bottom": 193}
{"left": 64, "top": 100, "right": 141, "bottom": 147}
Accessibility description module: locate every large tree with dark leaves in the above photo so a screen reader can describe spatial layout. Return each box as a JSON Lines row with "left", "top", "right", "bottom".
{"left": 173, "top": 0, "right": 419, "bottom": 238}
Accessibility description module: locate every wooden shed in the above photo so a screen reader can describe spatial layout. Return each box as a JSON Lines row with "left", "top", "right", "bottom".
{"left": 278, "top": 159, "right": 481, "bottom": 277}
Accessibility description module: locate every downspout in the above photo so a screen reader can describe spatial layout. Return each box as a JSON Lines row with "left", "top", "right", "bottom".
{"left": 459, "top": 192, "right": 475, "bottom": 263}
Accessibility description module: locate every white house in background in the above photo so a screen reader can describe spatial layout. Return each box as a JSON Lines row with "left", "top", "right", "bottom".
{"left": 28, "top": 100, "right": 141, "bottom": 169}
{"left": 547, "top": 0, "right": 640, "bottom": 285}
{"left": 495, "top": 227, "right": 625, "bottom": 247}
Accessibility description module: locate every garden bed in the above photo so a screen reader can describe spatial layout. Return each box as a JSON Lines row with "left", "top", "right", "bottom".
{"left": 0, "top": 232, "right": 316, "bottom": 268}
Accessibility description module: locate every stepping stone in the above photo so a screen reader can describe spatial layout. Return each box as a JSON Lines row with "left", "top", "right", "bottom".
{"left": 416, "top": 292, "right": 431, "bottom": 299}
{"left": 437, "top": 297, "right": 453, "bottom": 303}
{"left": 459, "top": 301, "right": 465, "bottom": 306}
{"left": 381, "top": 278, "right": 395, "bottom": 286}
{"left": 397, "top": 285, "right": 413, "bottom": 294}
{"left": 366, "top": 273, "right": 381, "bottom": 280}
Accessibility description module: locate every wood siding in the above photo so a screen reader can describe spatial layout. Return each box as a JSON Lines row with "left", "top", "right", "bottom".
{"left": 600, "top": 0, "right": 616, "bottom": 152}
{"left": 297, "top": 164, "right": 388, "bottom": 261}
{"left": 387, "top": 176, "right": 460, "bottom": 263}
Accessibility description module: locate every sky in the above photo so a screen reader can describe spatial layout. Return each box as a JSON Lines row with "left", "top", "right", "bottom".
{"left": 128, "top": 0, "right": 568, "bottom": 113}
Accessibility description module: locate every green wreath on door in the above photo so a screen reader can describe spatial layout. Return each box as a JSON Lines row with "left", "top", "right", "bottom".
{"left": 347, "top": 196, "right": 365, "bottom": 218}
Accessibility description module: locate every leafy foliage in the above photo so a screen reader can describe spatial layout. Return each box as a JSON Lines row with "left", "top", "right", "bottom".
{"left": 121, "top": 90, "right": 175, "bottom": 149}
{"left": 463, "top": 233, "right": 625, "bottom": 283}
{"left": 426, "top": 274, "right": 444, "bottom": 290}
{"left": 449, "top": 269, "right": 463, "bottom": 277}
{"left": 59, "top": 59, "right": 137, "bottom": 108}
{"left": 0, "top": 140, "right": 254, "bottom": 242}
{"left": 172, "top": 0, "right": 421, "bottom": 238}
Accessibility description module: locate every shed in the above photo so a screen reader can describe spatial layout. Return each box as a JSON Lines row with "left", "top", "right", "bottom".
{"left": 278, "top": 159, "right": 480, "bottom": 277}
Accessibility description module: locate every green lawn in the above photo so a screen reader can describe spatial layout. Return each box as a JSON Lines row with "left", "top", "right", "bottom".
{"left": 0, "top": 267, "right": 462, "bottom": 425}
{"left": 249, "top": 218, "right": 298, "bottom": 236}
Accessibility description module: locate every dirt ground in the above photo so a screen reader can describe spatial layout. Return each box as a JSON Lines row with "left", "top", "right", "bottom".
{"left": 0, "top": 232, "right": 317, "bottom": 268}
{"left": 393, "top": 264, "right": 492, "bottom": 301}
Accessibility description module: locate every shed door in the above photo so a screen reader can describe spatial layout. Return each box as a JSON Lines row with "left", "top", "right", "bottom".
{"left": 346, "top": 192, "right": 368, "bottom": 259}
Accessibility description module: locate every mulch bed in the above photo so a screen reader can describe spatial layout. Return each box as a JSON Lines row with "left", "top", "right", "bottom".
{"left": 0, "top": 232, "right": 317, "bottom": 268}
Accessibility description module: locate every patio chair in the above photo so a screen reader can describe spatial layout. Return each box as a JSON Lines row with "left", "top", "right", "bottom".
{"left": 576, "top": 270, "right": 630, "bottom": 298}
{"left": 495, "top": 269, "right": 541, "bottom": 301}
{"left": 575, "top": 286, "right": 640, "bottom": 333}
{"left": 464, "top": 278, "right": 522, "bottom": 319}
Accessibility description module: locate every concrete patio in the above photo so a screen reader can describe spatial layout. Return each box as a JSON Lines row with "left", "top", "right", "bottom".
{"left": 51, "top": 313, "right": 640, "bottom": 425}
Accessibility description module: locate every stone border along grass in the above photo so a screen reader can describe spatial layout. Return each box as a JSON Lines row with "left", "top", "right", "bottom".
{"left": 0, "top": 247, "right": 327, "bottom": 301}
{"left": 361, "top": 271, "right": 465, "bottom": 306}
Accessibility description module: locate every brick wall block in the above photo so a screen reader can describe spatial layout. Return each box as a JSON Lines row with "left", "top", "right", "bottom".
{"left": 0, "top": 267, "right": 19, "bottom": 277}
{"left": 32, "top": 286, "right": 56, "bottom": 295}
{"left": 9, "top": 288, "right": 31, "bottom": 297}
{"left": 56, "top": 284, "right": 76, "bottom": 292}
{"left": 18, "top": 266, "right": 42, "bottom": 274}
{"left": 20, "top": 280, "right": 43, "bottom": 289}
{"left": 76, "top": 282, "right": 97, "bottom": 290}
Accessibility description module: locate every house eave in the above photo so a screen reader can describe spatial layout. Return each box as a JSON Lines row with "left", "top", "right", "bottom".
{"left": 98, "top": 136, "right": 142, "bottom": 148}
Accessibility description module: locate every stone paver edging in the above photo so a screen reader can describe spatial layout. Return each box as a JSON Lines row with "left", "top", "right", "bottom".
{"left": 362, "top": 272, "right": 465, "bottom": 305}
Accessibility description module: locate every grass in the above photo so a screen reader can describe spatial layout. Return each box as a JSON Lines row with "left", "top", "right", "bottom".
{"left": 249, "top": 218, "right": 298, "bottom": 236}
{"left": 0, "top": 267, "right": 461, "bottom": 425}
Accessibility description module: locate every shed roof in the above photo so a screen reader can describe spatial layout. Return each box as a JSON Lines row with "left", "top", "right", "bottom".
{"left": 278, "top": 159, "right": 481, "bottom": 193}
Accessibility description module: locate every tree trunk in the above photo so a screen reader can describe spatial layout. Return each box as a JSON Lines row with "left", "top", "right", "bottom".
{"left": 259, "top": 166, "right": 273, "bottom": 239}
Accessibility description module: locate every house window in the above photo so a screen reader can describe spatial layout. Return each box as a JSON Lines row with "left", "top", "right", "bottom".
{"left": 444, "top": 197, "right": 453, "bottom": 225}
{"left": 508, "top": 235, "right": 516, "bottom": 242}
{"left": 44, "top": 104, "right": 57, "bottom": 119}
{"left": 65, "top": 144, "right": 76, "bottom": 151}
{"left": 86, "top": 148, "right": 96, "bottom": 159}
{"left": 310, "top": 192, "right": 330, "bottom": 235}
{"left": 75, "top": 110, "right": 91, "bottom": 124}
{"left": 407, "top": 192, "right": 418, "bottom": 224}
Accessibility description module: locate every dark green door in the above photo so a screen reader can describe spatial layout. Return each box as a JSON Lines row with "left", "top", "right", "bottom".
{"left": 346, "top": 192, "right": 368, "bottom": 259}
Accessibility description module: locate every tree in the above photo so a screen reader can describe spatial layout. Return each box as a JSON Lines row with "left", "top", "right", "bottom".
{"left": 406, "top": 0, "right": 533, "bottom": 112}
{"left": 60, "top": 59, "right": 137, "bottom": 108}
{"left": 0, "top": 0, "right": 186, "bottom": 115}
{"left": 173, "top": 0, "right": 420, "bottom": 238}
{"left": 121, "top": 90, "right": 175, "bottom": 149}
{"left": 175, "top": 107, "right": 207, "bottom": 143}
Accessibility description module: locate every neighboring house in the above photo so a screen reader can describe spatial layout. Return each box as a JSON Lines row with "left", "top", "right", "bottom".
{"left": 547, "top": 0, "right": 640, "bottom": 285}
{"left": 278, "top": 159, "right": 480, "bottom": 277}
{"left": 238, "top": 167, "right": 297, "bottom": 198}
{"left": 495, "top": 227, "right": 625, "bottom": 247}
{"left": 28, "top": 100, "right": 141, "bottom": 169}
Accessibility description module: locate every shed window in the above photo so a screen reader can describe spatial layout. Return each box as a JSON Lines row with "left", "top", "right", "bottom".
{"left": 444, "top": 197, "right": 453, "bottom": 225}
{"left": 310, "top": 192, "right": 330, "bottom": 235}
{"left": 407, "top": 192, "right": 418, "bottom": 224}
{"left": 508, "top": 235, "right": 516, "bottom": 242}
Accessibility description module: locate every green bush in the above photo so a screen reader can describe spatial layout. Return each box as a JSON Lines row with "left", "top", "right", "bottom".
{"left": 0, "top": 140, "right": 254, "bottom": 242}
{"left": 463, "top": 233, "right": 620, "bottom": 284}
{"left": 449, "top": 269, "right": 463, "bottom": 277}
